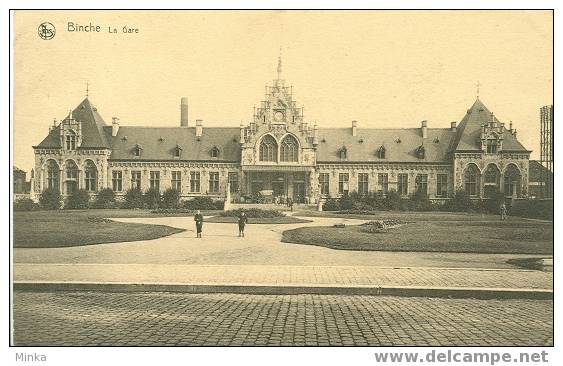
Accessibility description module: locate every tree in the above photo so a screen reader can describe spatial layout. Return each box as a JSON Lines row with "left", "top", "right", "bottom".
{"left": 39, "top": 187, "right": 62, "bottom": 210}
{"left": 123, "top": 188, "right": 144, "bottom": 209}
{"left": 143, "top": 187, "right": 161, "bottom": 209}
{"left": 65, "top": 189, "right": 90, "bottom": 209}
{"left": 95, "top": 188, "right": 116, "bottom": 209}
{"left": 161, "top": 188, "right": 180, "bottom": 209}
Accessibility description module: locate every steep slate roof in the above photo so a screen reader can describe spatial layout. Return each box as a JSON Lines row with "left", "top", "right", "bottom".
{"left": 35, "top": 98, "right": 109, "bottom": 149}
{"left": 529, "top": 160, "right": 553, "bottom": 183}
{"left": 105, "top": 126, "right": 241, "bottom": 162}
{"left": 449, "top": 98, "right": 529, "bottom": 152}
{"left": 316, "top": 127, "right": 456, "bottom": 163}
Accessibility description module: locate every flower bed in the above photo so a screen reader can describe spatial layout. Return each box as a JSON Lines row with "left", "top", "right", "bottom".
{"left": 220, "top": 208, "right": 284, "bottom": 218}
{"left": 359, "top": 219, "right": 409, "bottom": 233}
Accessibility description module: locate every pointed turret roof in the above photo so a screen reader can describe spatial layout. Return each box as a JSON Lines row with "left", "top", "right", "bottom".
{"left": 449, "top": 98, "right": 529, "bottom": 152}
{"left": 34, "top": 97, "right": 110, "bottom": 149}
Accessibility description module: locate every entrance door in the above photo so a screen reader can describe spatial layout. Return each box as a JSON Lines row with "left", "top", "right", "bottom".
{"left": 272, "top": 181, "right": 285, "bottom": 197}
{"left": 293, "top": 182, "right": 305, "bottom": 203}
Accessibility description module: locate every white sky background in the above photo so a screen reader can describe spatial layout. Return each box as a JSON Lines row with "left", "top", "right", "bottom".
{"left": 13, "top": 10, "right": 553, "bottom": 173}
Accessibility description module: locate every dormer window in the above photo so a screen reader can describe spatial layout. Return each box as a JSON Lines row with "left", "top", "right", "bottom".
{"left": 210, "top": 146, "right": 220, "bottom": 158}
{"left": 416, "top": 145, "right": 425, "bottom": 159}
{"left": 65, "top": 131, "right": 77, "bottom": 150}
{"left": 133, "top": 144, "right": 143, "bottom": 157}
{"left": 486, "top": 139, "right": 498, "bottom": 153}
{"left": 173, "top": 145, "right": 182, "bottom": 158}
{"left": 376, "top": 146, "right": 386, "bottom": 159}
{"left": 339, "top": 147, "right": 347, "bottom": 160}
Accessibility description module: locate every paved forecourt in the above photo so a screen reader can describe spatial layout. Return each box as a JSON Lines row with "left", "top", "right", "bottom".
{"left": 13, "top": 291, "right": 553, "bottom": 346}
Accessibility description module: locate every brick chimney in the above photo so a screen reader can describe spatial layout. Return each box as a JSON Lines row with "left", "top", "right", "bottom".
{"left": 196, "top": 119, "right": 203, "bottom": 137}
{"left": 352, "top": 120, "right": 358, "bottom": 137}
{"left": 180, "top": 97, "right": 188, "bottom": 127}
{"left": 421, "top": 120, "right": 428, "bottom": 139}
{"left": 450, "top": 121, "right": 457, "bottom": 132}
{"left": 112, "top": 117, "right": 120, "bottom": 137}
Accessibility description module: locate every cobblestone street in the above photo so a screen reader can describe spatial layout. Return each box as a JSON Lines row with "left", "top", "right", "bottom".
{"left": 13, "top": 291, "right": 553, "bottom": 346}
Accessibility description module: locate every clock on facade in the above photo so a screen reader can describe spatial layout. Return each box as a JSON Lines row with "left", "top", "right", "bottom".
{"left": 274, "top": 110, "right": 285, "bottom": 122}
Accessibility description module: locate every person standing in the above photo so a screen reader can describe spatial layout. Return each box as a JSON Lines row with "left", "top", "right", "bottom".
{"left": 238, "top": 209, "right": 248, "bottom": 237}
{"left": 288, "top": 197, "right": 294, "bottom": 212}
{"left": 500, "top": 202, "right": 507, "bottom": 221}
{"left": 194, "top": 210, "right": 204, "bottom": 238}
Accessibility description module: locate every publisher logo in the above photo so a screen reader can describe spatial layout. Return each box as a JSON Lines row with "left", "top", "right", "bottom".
{"left": 38, "top": 22, "right": 56, "bottom": 40}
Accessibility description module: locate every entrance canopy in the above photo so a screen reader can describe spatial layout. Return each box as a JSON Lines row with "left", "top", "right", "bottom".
{"left": 242, "top": 165, "right": 313, "bottom": 172}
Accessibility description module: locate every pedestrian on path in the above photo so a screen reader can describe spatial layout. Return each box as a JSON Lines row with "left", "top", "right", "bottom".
{"left": 500, "top": 202, "right": 507, "bottom": 221}
{"left": 288, "top": 197, "right": 294, "bottom": 211}
{"left": 238, "top": 209, "right": 248, "bottom": 237}
{"left": 194, "top": 210, "right": 204, "bottom": 238}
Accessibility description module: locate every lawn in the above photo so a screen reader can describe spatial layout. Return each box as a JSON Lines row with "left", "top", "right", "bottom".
{"left": 282, "top": 213, "right": 553, "bottom": 255}
{"left": 205, "top": 216, "right": 311, "bottom": 224}
{"left": 13, "top": 209, "right": 193, "bottom": 248}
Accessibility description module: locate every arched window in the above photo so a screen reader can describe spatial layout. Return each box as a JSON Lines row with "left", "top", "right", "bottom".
{"left": 504, "top": 164, "right": 521, "bottom": 197}
{"left": 133, "top": 144, "right": 142, "bottom": 157}
{"left": 464, "top": 164, "right": 480, "bottom": 197}
{"left": 84, "top": 160, "right": 97, "bottom": 192}
{"left": 280, "top": 135, "right": 298, "bottom": 162}
{"left": 64, "top": 160, "right": 78, "bottom": 195}
{"left": 376, "top": 146, "right": 386, "bottom": 159}
{"left": 65, "top": 130, "right": 77, "bottom": 150}
{"left": 46, "top": 160, "right": 59, "bottom": 190}
{"left": 173, "top": 145, "right": 182, "bottom": 158}
{"left": 210, "top": 146, "right": 220, "bottom": 158}
{"left": 339, "top": 147, "right": 347, "bottom": 160}
{"left": 483, "top": 164, "right": 500, "bottom": 198}
{"left": 259, "top": 135, "right": 277, "bottom": 162}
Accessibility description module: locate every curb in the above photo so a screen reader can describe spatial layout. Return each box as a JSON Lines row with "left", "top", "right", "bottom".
{"left": 13, "top": 282, "right": 553, "bottom": 300}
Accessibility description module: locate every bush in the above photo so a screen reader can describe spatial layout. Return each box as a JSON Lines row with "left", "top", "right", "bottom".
{"left": 510, "top": 199, "right": 553, "bottom": 220}
{"left": 39, "top": 188, "right": 61, "bottom": 210}
{"left": 384, "top": 190, "right": 402, "bottom": 211}
{"left": 14, "top": 198, "right": 39, "bottom": 211}
{"left": 410, "top": 190, "right": 433, "bottom": 211}
{"left": 359, "top": 220, "right": 389, "bottom": 233}
{"left": 339, "top": 192, "right": 354, "bottom": 210}
{"left": 446, "top": 189, "right": 474, "bottom": 212}
{"left": 483, "top": 190, "right": 506, "bottom": 214}
{"left": 161, "top": 188, "right": 181, "bottom": 209}
{"left": 65, "top": 189, "right": 90, "bottom": 209}
{"left": 123, "top": 188, "right": 144, "bottom": 209}
{"left": 322, "top": 198, "right": 341, "bottom": 211}
{"left": 143, "top": 187, "right": 161, "bottom": 209}
{"left": 94, "top": 188, "right": 116, "bottom": 209}
{"left": 183, "top": 196, "right": 223, "bottom": 210}
{"left": 220, "top": 208, "right": 284, "bottom": 218}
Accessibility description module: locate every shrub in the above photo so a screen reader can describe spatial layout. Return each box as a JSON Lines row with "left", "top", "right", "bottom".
{"left": 446, "top": 189, "right": 474, "bottom": 212}
{"left": 65, "top": 189, "right": 90, "bottom": 209}
{"left": 143, "top": 187, "right": 161, "bottom": 209}
{"left": 483, "top": 190, "right": 506, "bottom": 214}
{"left": 39, "top": 188, "right": 61, "bottom": 210}
{"left": 339, "top": 192, "right": 354, "bottom": 210}
{"left": 14, "top": 198, "right": 39, "bottom": 211}
{"left": 94, "top": 188, "right": 116, "bottom": 209}
{"left": 359, "top": 220, "right": 389, "bottom": 233}
{"left": 384, "top": 190, "right": 402, "bottom": 211}
{"left": 322, "top": 198, "right": 341, "bottom": 211}
{"left": 410, "top": 190, "right": 433, "bottom": 211}
{"left": 161, "top": 188, "right": 181, "bottom": 209}
{"left": 510, "top": 199, "right": 553, "bottom": 220}
{"left": 123, "top": 188, "right": 144, "bottom": 209}
{"left": 183, "top": 196, "right": 223, "bottom": 210}
{"left": 220, "top": 208, "right": 284, "bottom": 218}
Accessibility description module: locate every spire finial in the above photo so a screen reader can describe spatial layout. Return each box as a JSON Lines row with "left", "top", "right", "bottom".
{"left": 476, "top": 80, "right": 481, "bottom": 99}
{"left": 277, "top": 47, "right": 282, "bottom": 80}
{"left": 85, "top": 81, "right": 90, "bottom": 98}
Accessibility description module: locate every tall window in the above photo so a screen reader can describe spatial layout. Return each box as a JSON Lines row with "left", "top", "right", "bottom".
{"left": 377, "top": 173, "right": 388, "bottom": 195}
{"left": 65, "top": 131, "right": 76, "bottom": 150}
{"left": 228, "top": 172, "right": 239, "bottom": 193}
{"left": 46, "top": 160, "right": 59, "bottom": 190}
{"left": 65, "top": 161, "right": 78, "bottom": 195}
{"left": 133, "top": 145, "right": 142, "bottom": 157}
{"left": 190, "top": 172, "right": 200, "bottom": 193}
{"left": 210, "top": 147, "right": 220, "bottom": 158}
{"left": 173, "top": 146, "right": 182, "bottom": 158}
{"left": 397, "top": 174, "right": 408, "bottom": 196}
{"left": 339, "top": 147, "right": 347, "bottom": 160}
{"left": 112, "top": 171, "right": 123, "bottom": 192}
{"left": 319, "top": 173, "right": 330, "bottom": 196}
{"left": 436, "top": 174, "right": 448, "bottom": 197}
{"left": 209, "top": 172, "right": 220, "bottom": 193}
{"left": 376, "top": 146, "right": 386, "bottom": 159}
{"left": 259, "top": 135, "right": 277, "bottom": 162}
{"left": 338, "top": 173, "right": 349, "bottom": 195}
{"left": 131, "top": 171, "right": 141, "bottom": 190}
{"left": 171, "top": 171, "right": 182, "bottom": 192}
{"left": 486, "top": 139, "right": 498, "bottom": 153}
{"left": 504, "top": 164, "right": 521, "bottom": 197}
{"left": 84, "top": 161, "right": 97, "bottom": 192}
{"left": 416, "top": 145, "right": 425, "bottom": 159}
{"left": 464, "top": 165, "right": 480, "bottom": 197}
{"left": 484, "top": 165, "right": 500, "bottom": 198}
{"left": 358, "top": 173, "right": 369, "bottom": 195}
{"left": 415, "top": 174, "right": 428, "bottom": 195}
{"left": 280, "top": 135, "right": 298, "bottom": 162}
{"left": 150, "top": 171, "right": 160, "bottom": 191}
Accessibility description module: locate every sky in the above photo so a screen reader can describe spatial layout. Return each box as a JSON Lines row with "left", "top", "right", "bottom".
{"left": 13, "top": 10, "right": 553, "bottom": 173}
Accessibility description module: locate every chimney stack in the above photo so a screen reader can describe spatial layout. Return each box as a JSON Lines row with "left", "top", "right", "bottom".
{"left": 196, "top": 119, "right": 203, "bottom": 137}
{"left": 239, "top": 122, "right": 245, "bottom": 143}
{"left": 509, "top": 121, "right": 513, "bottom": 133}
{"left": 421, "top": 120, "right": 428, "bottom": 139}
{"left": 180, "top": 97, "right": 189, "bottom": 127}
{"left": 312, "top": 124, "right": 319, "bottom": 146}
{"left": 352, "top": 120, "right": 358, "bottom": 137}
{"left": 112, "top": 117, "right": 120, "bottom": 137}
{"left": 450, "top": 121, "right": 457, "bottom": 132}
